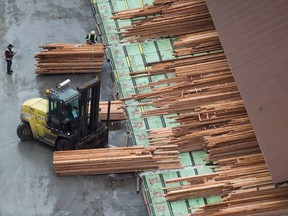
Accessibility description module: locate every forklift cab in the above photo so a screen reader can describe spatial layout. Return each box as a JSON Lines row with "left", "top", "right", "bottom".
{"left": 46, "top": 80, "right": 80, "bottom": 134}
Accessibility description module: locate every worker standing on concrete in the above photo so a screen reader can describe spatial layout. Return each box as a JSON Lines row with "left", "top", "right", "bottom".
{"left": 4, "top": 44, "right": 16, "bottom": 75}
{"left": 85, "top": 31, "right": 97, "bottom": 44}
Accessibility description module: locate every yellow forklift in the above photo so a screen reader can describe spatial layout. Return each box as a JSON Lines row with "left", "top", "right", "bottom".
{"left": 17, "top": 79, "right": 110, "bottom": 150}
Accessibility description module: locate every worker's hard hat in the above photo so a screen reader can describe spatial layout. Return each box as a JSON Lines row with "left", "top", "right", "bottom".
{"left": 91, "top": 31, "right": 95, "bottom": 35}
{"left": 45, "top": 89, "right": 50, "bottom": 95}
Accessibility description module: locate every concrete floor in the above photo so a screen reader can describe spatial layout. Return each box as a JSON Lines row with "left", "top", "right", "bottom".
{"left": 0, "top": 0, "right": 147, "bottom": 215}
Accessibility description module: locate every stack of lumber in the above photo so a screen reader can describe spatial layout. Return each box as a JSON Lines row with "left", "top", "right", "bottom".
{"left": 111, "top": 2, "right": 170, "bottom": 20}
{"left": 99, "top": 100, "right": 127, "bottom": 121}
{"left": 163, "top": 153, "right": 288, "bottom": 215}
{"left": 160, "top": 122, "right": 288, "bottom": 215}
{"left": 173, "top": 30, "right": 222, "bottom": 57}
{"left": 53, "top": 145, "right": 181, "bottom": 176}
{"left": 129, "top": 52, "right": 226, "bottom": 79}
{"left": 130, "top": 59, "right": 235, "bottom": 102}
{"left": 35, "top": 44, "right": 104, "bottom": 74}
{"left": 111, "top": 0, "right": 215, "bottom": 42}
{"left": 114, "top": 0, "right": 243, "bottom": 155}
{"left": 148, "top": 101, "right": 249, "bottom": 153}
{"left": 204, "top": 117, "right": 261, "bottom": 161}
{"left": 126, "top": 56, "right": 245, "bottom": 153}
{"left": 165, "top": 153, "right": 268, "bottom": 201}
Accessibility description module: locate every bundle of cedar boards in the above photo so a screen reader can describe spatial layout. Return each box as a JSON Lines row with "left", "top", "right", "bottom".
{"left": 111, "top": 0, "right": 214, "bottom": 42}
{"left": 164, "top": 154, "right": 288, "bottom": 216}
{"left": 99, "top": 100, "right": 127, "bottom": 121}
{"left": 53, "top": 145, "right": 181, "bottom": 176}
{"left": 35, "top": 44, "right": 104, "bottom": 74}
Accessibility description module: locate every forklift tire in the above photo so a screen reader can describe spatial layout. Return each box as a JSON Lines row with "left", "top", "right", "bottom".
{"left": 56, "top": 139, "right": 74, "bottom": 151}
{"left": 17, "top": 122, "right": 33, "bottom": 141}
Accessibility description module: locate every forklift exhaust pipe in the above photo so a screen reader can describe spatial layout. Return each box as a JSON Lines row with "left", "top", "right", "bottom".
{"left": 107, "top": 100, "right": 111, "bottom": 132}
{"left": 57, "top": 79, "right": 70, "bottom": 89}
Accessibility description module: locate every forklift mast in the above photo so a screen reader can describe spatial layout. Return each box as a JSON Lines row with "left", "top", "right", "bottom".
{"left": 77, "top": 79, "right": 100, "bottom": 139}
{"left": 76, "top": 79, "right": 109, "bottom": 149}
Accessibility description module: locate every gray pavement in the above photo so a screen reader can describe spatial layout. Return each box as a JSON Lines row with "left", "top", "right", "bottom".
{"left": 0, "top": 1, "right": 146, "bottom": 216}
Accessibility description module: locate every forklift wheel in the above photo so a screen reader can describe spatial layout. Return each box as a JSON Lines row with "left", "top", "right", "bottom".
{"left": 56, "top": 139, "right": 74, "bottom": 151}
{"left": 17, "top": 122, "right": 33, "bottom": 141}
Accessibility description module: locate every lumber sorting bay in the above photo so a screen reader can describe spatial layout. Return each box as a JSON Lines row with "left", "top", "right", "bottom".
{"left": 110, "top": 0, "right": 288, "bottom": 215}
{"left": 53, "top": 145, "right": 181, "bottom": 176}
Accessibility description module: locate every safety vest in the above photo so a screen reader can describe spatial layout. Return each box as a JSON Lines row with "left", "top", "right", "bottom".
{"left": 86, "top": 34, "right": 97, "bottom": 42}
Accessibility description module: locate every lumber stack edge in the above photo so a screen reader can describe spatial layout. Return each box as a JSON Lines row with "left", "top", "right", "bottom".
{"left": 53, "top": 145, "right": 181, "bottom": 176}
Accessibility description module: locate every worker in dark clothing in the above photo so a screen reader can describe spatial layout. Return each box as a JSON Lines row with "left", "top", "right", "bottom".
{"left": 4, "top": 44, "right": 16, "bottom": 75}
{"left": 85, "top": 31, "right": 97, "bottom": 44}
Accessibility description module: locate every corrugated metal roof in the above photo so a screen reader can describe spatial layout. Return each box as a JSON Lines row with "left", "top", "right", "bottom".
{"left": 206, "top": 0, "right": 288, "bottom": 184}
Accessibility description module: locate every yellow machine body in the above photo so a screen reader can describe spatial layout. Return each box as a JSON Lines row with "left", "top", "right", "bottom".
{"left": 20, "top": 98, "right": 57, "bottom": 146}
